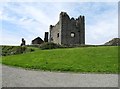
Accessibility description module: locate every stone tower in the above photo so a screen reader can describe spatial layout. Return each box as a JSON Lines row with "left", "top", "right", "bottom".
{"left": 49, "top": 12, "right": 85, "bottom": 46}
{"left": 44, "top": 32, "right": 48, "bottom": 42}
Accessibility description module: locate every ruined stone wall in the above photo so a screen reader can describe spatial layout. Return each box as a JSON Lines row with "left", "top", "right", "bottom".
{"left": 44, "top": 32, "right": 48, "bottom": 42}
{"left": 49, "top": 22, "right": 61, "bottom": 44}
{"left": 49, "top": 12, "right": 85, "bottom": 46}
{"left": 79, "top": 16, "right": 85, "bottom": 45}
{"left": 60, "top": 12, "right": 85, "bottom": 45}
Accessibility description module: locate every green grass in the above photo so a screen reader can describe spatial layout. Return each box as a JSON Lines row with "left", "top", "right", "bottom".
{"left": 2, "top": 46, "right": 119, "bottom": 73}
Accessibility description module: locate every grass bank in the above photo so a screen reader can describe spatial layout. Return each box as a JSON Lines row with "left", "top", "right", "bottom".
{"left": 2, "top": 46, "right": 119, "bottom": 73}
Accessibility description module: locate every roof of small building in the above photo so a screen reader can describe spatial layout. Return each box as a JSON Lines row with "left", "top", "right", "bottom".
{"left": 32, "top": 37, "right": 43, "bottom": 42}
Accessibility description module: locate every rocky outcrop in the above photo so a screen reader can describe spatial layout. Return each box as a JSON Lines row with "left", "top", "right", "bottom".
{"left": 104, "top": 38, "right": 120, "bottom": 46}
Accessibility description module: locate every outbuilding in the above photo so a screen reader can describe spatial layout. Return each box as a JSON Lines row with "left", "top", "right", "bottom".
{"left": 31, "top": 37, "right": 44, "bottom": 44}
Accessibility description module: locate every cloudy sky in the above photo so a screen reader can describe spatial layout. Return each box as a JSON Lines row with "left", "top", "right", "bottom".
{"left": 0, "top": 1, "right": 118, "bottom": 45}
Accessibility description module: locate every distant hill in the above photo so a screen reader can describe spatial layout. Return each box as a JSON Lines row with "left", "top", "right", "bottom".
{"left": 104, "top": 38, "right": 120, "bottom": 46}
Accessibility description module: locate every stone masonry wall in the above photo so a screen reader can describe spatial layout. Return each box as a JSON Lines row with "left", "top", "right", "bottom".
{"left": 49, "top": 12, "right": 85, "bottom": 46}
{"left": 49, "top": 22, "right": 61, "bottom": 44}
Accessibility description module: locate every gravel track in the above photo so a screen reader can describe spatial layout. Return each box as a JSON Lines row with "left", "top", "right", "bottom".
{"left": 2, "top": 65, "right": 118, "bottom": 87}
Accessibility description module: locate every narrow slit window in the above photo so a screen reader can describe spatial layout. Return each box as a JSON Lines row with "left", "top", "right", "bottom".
{"left": 57, "top": 33, "right": 59, "bottom": 38}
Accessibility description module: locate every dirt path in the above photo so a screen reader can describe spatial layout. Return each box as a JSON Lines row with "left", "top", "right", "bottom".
{"left": 2, "top": 65, "right": 118, "bottom": 87}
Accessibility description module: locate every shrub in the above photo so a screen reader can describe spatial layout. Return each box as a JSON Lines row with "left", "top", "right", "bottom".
{"left": 25, "top": 48, "right": 35, "bottom": 52}
{"left": 15, "top": 46, "right": 26, "bottom": 54}
{"left": 40, "top": 42, "right": 62, "bottom": 50}
{"left": 1, "top": 46, "right": 34, "bottom": 56}
{"left": 27, "top": 44, "right": 40, "bottom": 48}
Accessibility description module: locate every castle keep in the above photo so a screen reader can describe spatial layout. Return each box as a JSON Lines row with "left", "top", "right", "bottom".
{"left": 49, "top": 12, "right": 85, "bottom": 45}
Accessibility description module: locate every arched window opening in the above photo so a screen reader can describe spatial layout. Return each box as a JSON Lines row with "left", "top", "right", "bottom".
{"left": 71, "top": 32, "right": 75, "bottom": 37}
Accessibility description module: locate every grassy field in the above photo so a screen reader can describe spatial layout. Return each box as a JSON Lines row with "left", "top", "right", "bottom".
{"left": 2, "top": 46, "right": 119, "bottom": 73}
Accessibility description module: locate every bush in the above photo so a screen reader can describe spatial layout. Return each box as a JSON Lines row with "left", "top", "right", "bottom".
{"left": 27, "top": 44, "right": 40, "bottom": 48}
{"left": 15, "top": 46, "right": 26, "bottom": 54}
{"left": 25, "top": 48, "right": 35, "bottom": 52}
{"left": 40, "top": 42, "right": 62, "bottom": 50}
{"left": 1, "top": 46, "right": 35, "bottom": 56}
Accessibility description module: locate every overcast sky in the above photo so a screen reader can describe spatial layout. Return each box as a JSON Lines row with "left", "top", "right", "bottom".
{"left": 0, "top": 1, "right": 118, "bottom": 45}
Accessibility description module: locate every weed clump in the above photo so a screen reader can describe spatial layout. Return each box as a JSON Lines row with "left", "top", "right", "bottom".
{"left": 40, "top": 42, "right": 63, "bottom": 50}
{"left": 1, "top": 46, "right": 34, "bottom": 56}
